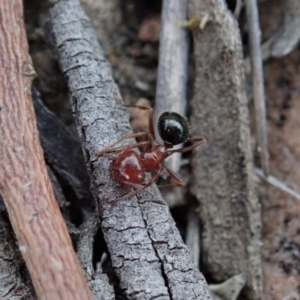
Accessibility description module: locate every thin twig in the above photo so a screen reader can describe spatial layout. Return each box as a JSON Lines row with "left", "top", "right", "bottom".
{"left": 186, "top": 207, "right": 201, "bottom": 268}
{"left": 155, "top": 0, "right": 189, "bottom": 174}
{"left": 209, "top": 274, "right": 246, "bottom": 300}
{"left": 255, "top": 168, "right": 300, "bottom": 201}
{"left": 245, "top": 0, "right": 269, "bottom": 175}
{"left": 234, "top": 0, "right": 244, "bottom": 19}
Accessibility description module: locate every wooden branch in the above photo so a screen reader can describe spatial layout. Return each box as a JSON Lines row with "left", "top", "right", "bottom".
{"left": 245, "top": 0, "right": 269, "bottom": 175}
{"left": 188, "top": 0, "right": 262, "bottom": 299}
{"left": 155, "top": 0, "right": 189, "bottom": 173}
{"left": 47, "top": 0, "right": 211, "bottom": 299}
{"left": 209, "top": 274, "right": 246, "bottom": 300}
{"left": 33, "top": 88, "right": 114, "bottom": 298}
{"left": 0, "top": 1, "right": 92, "bottom": 299}
{"left": 255, "top": 168, "right": 300, "bottom": 201}
{"left": 234, "top": 0, "right": 244, "bottom": 19}
{"left": 185, "top": 207, "right": 201, "bottom": 268}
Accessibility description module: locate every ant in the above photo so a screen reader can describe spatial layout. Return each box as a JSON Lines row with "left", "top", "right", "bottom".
{"left": 98, "top": 102, "right": 206, "bottom": 200}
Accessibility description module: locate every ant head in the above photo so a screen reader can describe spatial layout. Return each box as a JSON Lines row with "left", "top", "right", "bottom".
{"left": 158, "top": 112, "right": 190, "bottom": 146}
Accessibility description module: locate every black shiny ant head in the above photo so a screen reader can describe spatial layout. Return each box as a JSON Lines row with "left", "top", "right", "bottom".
{"left": 158, "top": 112, "right": 190, "bottom": 146}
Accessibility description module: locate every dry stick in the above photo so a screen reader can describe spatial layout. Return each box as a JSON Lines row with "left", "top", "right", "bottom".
{"left": 245, "top": 0, "right": 300, "bottom": 203}
{"left": 47, "top": 0, "right": 211, "bottom": 299}
{"left": 255, "top": 168, "right": 300, "bottom": 201}
{"left": 188, "top": 0, "right": 262, "bottom": 299}
{"left": 0, "top": 1, "right": 93, "bottom": 299}
{"left": 244, "top": 0, "right": 300, "bottom": 201}
{"left": 209, "top": 274, "right": 246, "bottom": 300}
{"left": 234, "top": 0, "right": 244, "bottom": 19}
{"left": 245, "top": 0, "right": 269, "bottom": 175}
{"left": 185, "top": 207, "right": 201, "bottom": 268}
{"left": 155, "top": 0, "right": 189, "bottom": 174}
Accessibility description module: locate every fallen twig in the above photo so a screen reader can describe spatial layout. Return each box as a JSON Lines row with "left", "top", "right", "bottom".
{"left": 245, "top": 0, "right": 269, "bottom": 175}
{"left": 155, "top": 0, "right": 189, "bottom": 174}
{"left": 234, "top": 0, "right": 244, "bottom": 19}
{"left": 186, "top": 206, "right": 201, "bottom": 268}
{"left": 46, "top": 0, "right": 211, "bottom": 299}
{"left": 0, "top": 1, "right": 92, "bottom": 299}
{"left": 255, "top": 168, "right": 300, "bottom": 201}
{"left": 209, "top": 274, "right": 246, "bottom": 300}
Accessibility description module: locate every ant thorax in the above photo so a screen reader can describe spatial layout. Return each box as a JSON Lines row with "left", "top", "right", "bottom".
{"left": 140, "top": 145, "right": 169, "bottom": 172}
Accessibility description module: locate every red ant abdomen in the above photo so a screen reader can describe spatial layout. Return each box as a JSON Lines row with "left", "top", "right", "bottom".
{"left": 111, "top": 149, "right": 145, "bottom": 189}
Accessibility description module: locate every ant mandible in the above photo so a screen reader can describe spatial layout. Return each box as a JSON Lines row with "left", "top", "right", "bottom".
{"left": 97, "top": 102, "right": 206, "bottom": 200}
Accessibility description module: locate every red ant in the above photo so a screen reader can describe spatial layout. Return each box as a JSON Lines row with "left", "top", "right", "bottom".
{"left": 98, "top": 103, "right": 206, "bottom": 200}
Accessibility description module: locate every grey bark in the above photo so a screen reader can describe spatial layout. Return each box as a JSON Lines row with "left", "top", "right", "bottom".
{"left": 46, "top": 0, "right": 211, "bottom": 299}
{"left": 188, "top": 1, "right": 262, "bottom": 299}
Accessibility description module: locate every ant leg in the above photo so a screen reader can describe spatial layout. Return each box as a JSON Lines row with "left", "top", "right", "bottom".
{"left": 125, "top": 105, "right": 156, "bottom": 141}
{"left": 110, "top": 182, "right": 146, "bottom": 204}
{"left": 98, "top": 141, "right": 151, "bottom": 157}
{"left": 160, "top": 165, "right": 186, "bottom": 188}
{"left": 99, "top": 131, "right": 153, "bottom": 156}
{"left": 110, "top": 164, "right": 183, "bottom": 204}
{"left": 98, "top": 132, "right": 149, "bottom": 156}
{"left": 112, "top": 165, "right": 165, "bottom": 204}
{"left": 132, "top": 164, "right": 184, "bottom": 194}
{"left": 169, "top": 137, "right": 206, "bottom": 154}
{"left": 143, "top": 164, "right": 165, "bottom": 189}
{"left": 121, "top": 165, "right": 165, "bottom": 201}
{"left": 116, "top": 99, "right": 156, "bottom": 141}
